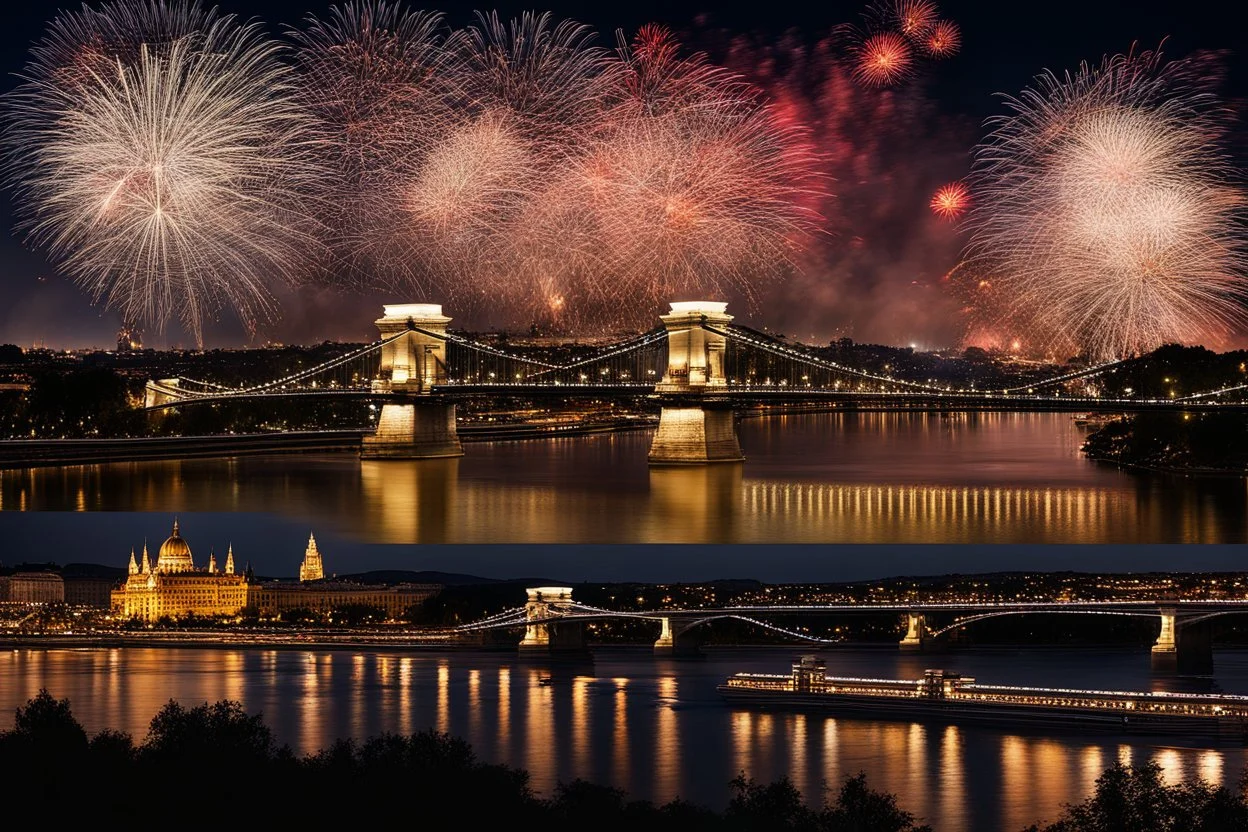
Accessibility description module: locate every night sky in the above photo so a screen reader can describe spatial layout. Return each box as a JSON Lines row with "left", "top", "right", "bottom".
{"left": 0, "top": 0, "right": 1242, "bottom": 349}
{"left": 5, "top": 509, "right": 1248, "bottom": 581}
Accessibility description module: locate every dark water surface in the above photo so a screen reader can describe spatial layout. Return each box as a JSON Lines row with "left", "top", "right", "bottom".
{"left": 4, "top": 646, "right": 1247, "bottom": 831}
{"left": 2, "top": 413, "right": 1245, "bottom": 544}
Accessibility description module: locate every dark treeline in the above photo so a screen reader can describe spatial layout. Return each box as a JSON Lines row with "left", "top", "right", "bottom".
{"left": 5, "top": 692, "right": 1248, "bottom": 830}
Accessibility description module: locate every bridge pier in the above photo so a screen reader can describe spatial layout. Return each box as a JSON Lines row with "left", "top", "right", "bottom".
{"left": 648, "top": 302, "right": 744, "bottom": 465}
{"left": 360, "top": 400, "right": 463, "bottom": 459}
{"left": 653, "top": 616, "right": 701, "bottom": 656}
{"left": 1152, "top": 609, "right": 1214, "bottom": 675}
{"left": 518, "top": 587, "right": 587, "bottom": 654}
{"left": 648, "top": 405, "right": 743, "bottom": 464}
{"left": 361, "top": 304, "right": 464, "bottom": 460}
{"left": 899, "top": 611, "right": 940, "bottom": 651}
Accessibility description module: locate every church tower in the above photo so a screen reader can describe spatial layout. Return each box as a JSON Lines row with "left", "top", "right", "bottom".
{"left": 208, "top": 549, "right": 217, "bottom": 574}
{"left": 140, "top": 541, "right": 151, "bottom": 574}
{"left": 225, "top": 545, "right": 235, "bottom": 576}
{"left": 299, "top": 533, "right": 324, "bottom": 582}
{"left": 128, "top": 548, "right": 138, "bottom": 575}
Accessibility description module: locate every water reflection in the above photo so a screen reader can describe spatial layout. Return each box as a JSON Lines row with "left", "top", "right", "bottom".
{"left": 3, "top": 413, "right": 1246, "bottom": 542}
{"left": 3, "top": 646, "right": 1247, "bottom": 831}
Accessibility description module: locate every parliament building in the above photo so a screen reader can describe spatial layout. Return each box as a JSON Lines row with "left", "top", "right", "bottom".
{"left": 112, "top": 520, "right": 439, "bottom": 623}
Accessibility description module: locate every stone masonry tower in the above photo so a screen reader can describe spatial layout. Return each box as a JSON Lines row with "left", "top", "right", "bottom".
{"left": 647, "top": 302, "right": 744, "bottom": 464}
{"left": 361, "top": 304, "right": 464, "bottom": 459}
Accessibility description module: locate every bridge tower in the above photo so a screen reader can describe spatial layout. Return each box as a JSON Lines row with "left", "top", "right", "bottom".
{"left": 899, "top": 611, "right": 939, "bottom": 651}
{"left": 518, "top": 586, "right": 586, "bottom": 652}
{"left": 1151, "top": 607, "right": 1214, "bottom": 675}
{"left": 647, "top": 302, "right": 744, "bottom": 465}
{"left": 653, "top": 616, "right": 701, "bottom": 656}
{"left": 361, "top": 304, "right": 464, "bottom": 459}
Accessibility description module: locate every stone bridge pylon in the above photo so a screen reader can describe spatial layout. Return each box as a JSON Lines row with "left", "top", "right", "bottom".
{"left": 518, "top": 587, "right": 586, "bottom": 653}
{"left": 647, "top": 302, "right": 744, "bottom": 465}
{"left": 361, "top": 304, "right": 464, "bottom": 460}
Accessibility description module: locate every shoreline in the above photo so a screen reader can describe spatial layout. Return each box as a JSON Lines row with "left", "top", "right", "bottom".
{"left": 5, "top": 634, "right": 1243, "bottom": 654}
{"left": 1083, "top": 452, "right": 1247, "bottom": 479}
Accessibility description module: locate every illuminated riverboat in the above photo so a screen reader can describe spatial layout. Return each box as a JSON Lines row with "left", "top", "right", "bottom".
{"left": 719, "top": 657, "right": 1248, "bottom": 740}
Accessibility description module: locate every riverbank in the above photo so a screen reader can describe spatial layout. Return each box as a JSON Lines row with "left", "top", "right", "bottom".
{"left": 0, "top": 417, "right": 657, "bottom": 468}
{"left": 1081, "top": 412, "right": 1248, "bottom": 478}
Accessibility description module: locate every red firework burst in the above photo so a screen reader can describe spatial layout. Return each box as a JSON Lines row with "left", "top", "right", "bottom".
{"left": 931, "top": 182, "right": 969, "bottom": 219}
{"left": 894, "top": 0, "right": 938, "bottom": 38}
{"left": 853, "top": 32, "right": 913, "bottom": 87}
{"left": 924, "top": 20, "right": 961, "bottom": 57}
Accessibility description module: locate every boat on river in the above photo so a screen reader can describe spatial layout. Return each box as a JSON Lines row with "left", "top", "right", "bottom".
{"left": 719, "top": 657, "right": 1248, "bottom": 741}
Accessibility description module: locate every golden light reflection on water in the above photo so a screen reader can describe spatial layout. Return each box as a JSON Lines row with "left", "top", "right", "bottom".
{"left": 3, "top": 413, "right": 1246, "bottom": 543}
{"left": 436, "top": 661, "right": 450, "bottom": 734}
{"left": 467, "top": 668, "right": 481, "bottom": 737}
{"left": 5, "top": 647, "right": 1248, "bottom": 828}
{"left": 613, "top": 678, "right": 630, "bottom": 795}
{"left": 497, "top": 666, "right": 510, "bottom": 756}
{"left": 655, "top": 677, "right": 679, "bottom": 798}
{"left": 940, "top": 726, "right": 965, "bottom": 829}
{"left": 573, "top": 676, "right": 590, "bottom": 775}
{"left": 526, "top": 669, "right": 555, "bottom": 790}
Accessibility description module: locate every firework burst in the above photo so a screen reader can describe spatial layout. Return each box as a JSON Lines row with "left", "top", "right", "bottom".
{"left": 965, "top": 47, "right": 1247, "bottom": 359}
{"left": 515, "top": 25, "right": 822, "bottom": 327}
{"left": 853, "top": 32, "right": 914, "bottom": 87}
{"left": 5, "top": 2, "right": 323, "bottom": 343}
{"left": 893, "top": 0, "right": 938, "bottom": 39}
{"left": 924, "top": 20, "right": 960, "bottom": 57}
{"left": 931, "top": 182, "right": 969, "bottom": 219}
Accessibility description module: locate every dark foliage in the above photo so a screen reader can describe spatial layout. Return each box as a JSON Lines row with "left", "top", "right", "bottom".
{"left": 0, "top": 693, "right": 932, "bottom": 830}
{"left": 1025, "top": 761, "right": 1248, "bottom": 832}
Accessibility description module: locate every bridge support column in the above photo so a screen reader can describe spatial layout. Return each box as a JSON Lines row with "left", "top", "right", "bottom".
{"left": 361, "top": 304, "right": 464, "bottom": 460}
{"left": 899, "top": 612, "right": 936, "bottom": 651}
{"left": 361, "top": 400, "right": 463, "bottom": 459}
{"left": 648, "top": 405, "right": 743, "bottom": 464}
{"left": 648, "top": 302, "right": 744, "bottom": 465}
{"left": 518, "top": 587, "right": 586, "bottom": 654}
{"left": 1152, "top": 610, "right": 1213, "bottom": 675}
{"left": 653, "top": 616, "right": 700, "bottom": 655}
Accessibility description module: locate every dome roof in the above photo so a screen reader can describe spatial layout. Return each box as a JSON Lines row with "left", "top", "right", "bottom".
{"left": 155, "top": 519, "right": 194, "bottom": 573}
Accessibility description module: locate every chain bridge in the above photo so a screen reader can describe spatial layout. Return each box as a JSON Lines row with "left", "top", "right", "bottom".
{"left": 455, "top": 586, "right": 1248, "bottom": 674}
{"left": 143, "top": 301, "right": 1248, "bottom": 463}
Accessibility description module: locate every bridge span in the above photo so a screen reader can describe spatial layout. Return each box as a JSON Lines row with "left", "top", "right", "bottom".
{"left": 144, "top": 301, "right": 1248, "bottom": 465}
{"left": 456, "top": 587, "right": 1248, "bottom": 674}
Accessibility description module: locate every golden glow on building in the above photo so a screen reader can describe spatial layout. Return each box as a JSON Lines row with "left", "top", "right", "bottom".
{"left": 111, "top": 520, "right": 440, "bottom": 622}
{"left": 111, "top": 520, "right": 248, "bottom": 622}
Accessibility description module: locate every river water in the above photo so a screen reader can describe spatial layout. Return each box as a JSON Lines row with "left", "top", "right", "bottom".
{"left": 1, "top": 412, "right": 1245, "bottom": 544}
{"left": 4, "top": 645, "right": 1247, "bottom": 831}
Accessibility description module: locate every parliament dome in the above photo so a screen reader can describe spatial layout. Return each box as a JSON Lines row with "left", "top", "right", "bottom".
{"left": 155, "top": 518, "right": 195, "bottom": 573}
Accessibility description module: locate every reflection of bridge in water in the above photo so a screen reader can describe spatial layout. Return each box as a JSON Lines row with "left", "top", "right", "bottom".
{"left": 460, "top": 586, "right": 1248, "bottom": 674}
{"left": 4, "top": 436, "right": 1244, "bottom": 543}
{"left": 143, "top": 301, "right": 1248, "bottom": 465}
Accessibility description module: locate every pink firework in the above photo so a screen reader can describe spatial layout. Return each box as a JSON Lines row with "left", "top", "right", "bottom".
{"left": 924, "top": 20, "right": 961, "bottom": 57}
{"left": 931, "top": 182, "right": 969, "bottom": 219}
{"left": 854, "top": 32, "right": 914, "bottom": 87}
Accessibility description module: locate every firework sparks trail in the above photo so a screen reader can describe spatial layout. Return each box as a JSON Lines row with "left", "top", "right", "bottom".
{"left": 965, "top": 47, "right": 1247, "bottom": 360}
{"left": 893, "top": 0, "right": 938, "bottom": 38}
{"left": 4, "top": 1, "right": 324, "bottom": 344}
{"left": 290, "top": 0, "right": 456, "bottom": 279}
{"left": 514, "top": 24, "right": 822, "bottom": 327}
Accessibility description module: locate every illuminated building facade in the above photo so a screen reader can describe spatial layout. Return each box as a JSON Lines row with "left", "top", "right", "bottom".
{"left": 111, "top": 521, "right": 441, "bottom": 622}
{"left": 111, "top": 520, "right": 248, "bottom": 622}
{"left": 249, "top": 581, "right": 439, "bottom": 620}
{"left": 299, "top": 533, "right": 324, "bottom": 582}
{"left": 0, "top": 571, "right": 65, "bottom": 603}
